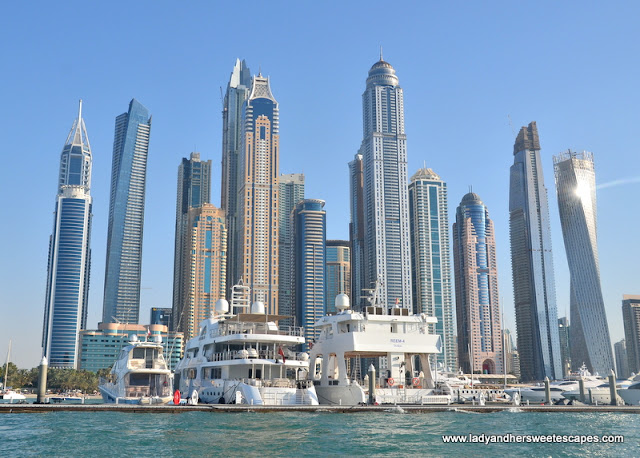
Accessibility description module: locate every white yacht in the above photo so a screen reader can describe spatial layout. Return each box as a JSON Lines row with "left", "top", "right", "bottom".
{"left": 562, "top": 376, "right": 635, "bottom": 405}
{"left": 504, "top": 364, "right": 605, "bottom": 404}
{"left": 618, "top": 379, "right": 640, "bottom": 406}
{"left": 308, "top": 291, "right": 451, "bottom": 406}
{"left": 99, "top": 335, "right": 173, "bottom": 404}
{"left": 173, "top": 283, "right": 318, "bottom": 406}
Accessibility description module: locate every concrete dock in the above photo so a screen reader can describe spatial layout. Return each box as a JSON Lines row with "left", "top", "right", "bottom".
{"left": 1, "top": 403, "right": 640, "bottom": 414}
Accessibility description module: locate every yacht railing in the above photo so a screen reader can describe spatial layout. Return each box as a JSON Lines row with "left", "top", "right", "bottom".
{"left": 205, "top": 350, "right": 307, "bottom": 363}
{"left": 205, "top": 322, "right": 304, "bottom": 339}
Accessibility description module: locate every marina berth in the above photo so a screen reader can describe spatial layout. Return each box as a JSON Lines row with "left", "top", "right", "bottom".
{"left": 173, "top": 282, "right": 318, "bottom": 406}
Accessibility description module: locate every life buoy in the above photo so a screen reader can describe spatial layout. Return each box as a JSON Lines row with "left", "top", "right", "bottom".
{"left": 173, "top": 390, "right": 181, "bottom": 405}
{"left": 388, "top": 378, "right": 395, "bottom": 386}
{"left": 412, "top": 377, "right": 420, "bottom": 386}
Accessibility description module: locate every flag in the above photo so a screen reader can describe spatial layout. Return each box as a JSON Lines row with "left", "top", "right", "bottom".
{"left": 395, "top": 298, "right": 400, "bottom": 305}
{"left": 278, "top": 347, "right": 286, "bottom": 364}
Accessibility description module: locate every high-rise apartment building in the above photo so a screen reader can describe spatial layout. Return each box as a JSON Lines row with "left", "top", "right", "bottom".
{"left": 102, "top": 99, "right": 152, "bottom": 325}
{"left": 509, "top": 122, "right": 562, "bottom": 381}
{"left": 42, "top": 101, "right": 93, "bottom": 369}
{"left": 278, "top": 173, "right": 305, "bottom": 321}
{"left": 179, "top": 204, "right": 227, "bottom": 340}
{"left": 172, "top": 152, "right": 211, "bottom": 330}
{"left": 294, "top": 199, "right": 326, "bottom": 347}
{"left": 622, "top": 295, "right": 640, "bottom": 374}
{"left": 554, "top": 150, "right": 614, "bottom": 375}
{"left": 453, "top": 192, "right": 504, "bottom": 374}
{"left": 237, "top": 73, "right": 280, "bottom": 314}
{"left": 558, "top": 317, "right": 571, "bottom": 378}
{"left": 348, "top": 153, "right": 365, "bottom": 309}
{"left": 503, "top": 329, "right": 521, "bottom": 379}
{"left": 326, "top": 240, "right": 350, "bottom": 314}
{"left": 614, "top": 339, "right": 630, "bottom": 379}
{"left": 221, "top": 59, "right": 251, "bottom": 293}
{"left": 357, "top": 57, "right": 412, "bottom": 309}
{"left": 408, "top": 168, "right": 456, "bottom": 370}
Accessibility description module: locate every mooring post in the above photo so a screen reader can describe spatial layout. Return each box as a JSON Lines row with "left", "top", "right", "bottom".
{"left": 36, "top": 356, "right": 48, "bottom": 404}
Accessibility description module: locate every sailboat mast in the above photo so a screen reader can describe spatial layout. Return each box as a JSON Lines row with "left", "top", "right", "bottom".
{"left": 3, "top": 340, "right": 11, "bottom": 390}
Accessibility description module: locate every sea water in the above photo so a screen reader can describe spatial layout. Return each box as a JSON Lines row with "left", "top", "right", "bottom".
{"left": 0, "top": 410, "right": 638, "bottom": 456}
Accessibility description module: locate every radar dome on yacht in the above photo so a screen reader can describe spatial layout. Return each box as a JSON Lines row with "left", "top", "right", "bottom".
{"left": 153, "top": 335, "right": 162, "bottom": 344}
{"left": 251, "top": 301, "right": 265, "bottom": 314}
{"left": 129, "top": 334, "right": 138, "bottom": 342}
{"left": 215, "top": 299, "right": 229, "bottom": 314}
{"left": 335, "top": 294, "right": 350, "bottom": 311}
{"left": 298, "top": 352, "right": 309, "bottom": 362}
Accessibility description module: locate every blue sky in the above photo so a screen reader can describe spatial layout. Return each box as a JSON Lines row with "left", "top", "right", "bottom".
{"left": 1, "top": 1, "right": 639, "bottom": 368}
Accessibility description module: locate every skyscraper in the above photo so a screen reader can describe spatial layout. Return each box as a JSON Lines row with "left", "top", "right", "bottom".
{"left": 294, "top": 199, "right": 326, "bottom": 347}
{"left": 558, "top": 317, "right": 571, "bottom": 378}
{"left": 326, "top": 240, "right": 351, "bottom": 314}
{"left": 453, "top": 192, "right": 504, "bottom": 374}
{"left": 348, "top": 153, "right": 365, "bottom": 309}
{"left": 278, "top": 173, "right": 305, "bottom": 321}
{"left": 102, "top": 99, "right": 152, "bottom": 325}
{"left": 614, "top": 339, "right": 630, "bottom": 379}
{"left": 172, "top": 152, "right": 212, "bottom": 331}
{"left": 408, "top": 168, "right": 456, "bottom": 370}
{"left": 42, "top": 100, "right": 93, "bottom": 369}
{"left": 180, "top": 203, "right": 227, "bottom": 340}
{"left": 358, "top": 56, "right": 412, "bottom": 309}
{"left": 622, "top": 295, "right": 640, "bottom": 374}
{"left": 221, "top": 59, "right": 251, "bottom": 293}
{"left": 237, "top": 73, "right": 280, "bottom": 313}
{"left": 509, "top": 122, "right": 562, "bottom": 381}
{"left": 554, "top": 150, "right": 614, "bottom": 375}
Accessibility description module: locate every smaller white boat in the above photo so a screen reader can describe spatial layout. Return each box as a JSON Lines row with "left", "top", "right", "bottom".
{"left": 99, "top": 335, "right": 173, "bottom": 404}
{"left": 0, "top": 390, "right": 27, "bottom": 404}
{"left": 1, "top": 341, "right": 27, "bottom": 404}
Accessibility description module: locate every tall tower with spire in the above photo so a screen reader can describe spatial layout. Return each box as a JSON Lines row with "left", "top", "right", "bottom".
{"left": 357, "top": 56, "right": 412, "bottom": 308}
{"left": 221, "top": 59, "right": 251, "bottom": 293}
{"left": 42, "top": 100, "right": 93, "bottom": 369}
{"left": 236, "top": 72, "right": 280, "bottom": 313}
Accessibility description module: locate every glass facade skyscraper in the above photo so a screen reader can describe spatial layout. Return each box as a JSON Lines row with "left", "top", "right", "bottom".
{"left": 509, "top": 122, "right": 562, "bottom": 381}
{"left": 237, "top": 73, "right": 280, "bottom": 314}
{"left": 408, "top": 168, "right": 456, "bottom": 371}
{"left": 553, "top": 150, "right": 614, "bottom": 375}
{"left": 348, "top": 153, "right": 365, "bottom": 309}
{"left": 103, "top": 99, "right": 152, "bottom": 325}
{"left": 294, "top": 199, "right": 326, "bottom": 348}
{"left": 42, "top": 100, "right": 93, "bottom": 369}
{"left": 358, "top": 57, "right": 412, "bottom": 309}
{"left": 172, "top": 152, "right": 212, "bottom": 331}
{"left": 278, "top": 173, "right": 305, "bottom": 322}
{"left": 221, "top": 59, "right": 251, "bottom": 294}
{"left": 326, "top": 240, "right": 350, "bottom": 314}
{"left": 622, "top": 295, "right": 640, "bottom": 375}
{"left": 453, "top": 193, "right": 504, "bottom": 374}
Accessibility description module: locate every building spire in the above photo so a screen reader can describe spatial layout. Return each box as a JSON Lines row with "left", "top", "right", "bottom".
{"left": 78, "top": 98, "right": 83, "bottom": 122}
{"left": 380, "top": 46, "right": 383, "bottom": 61}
